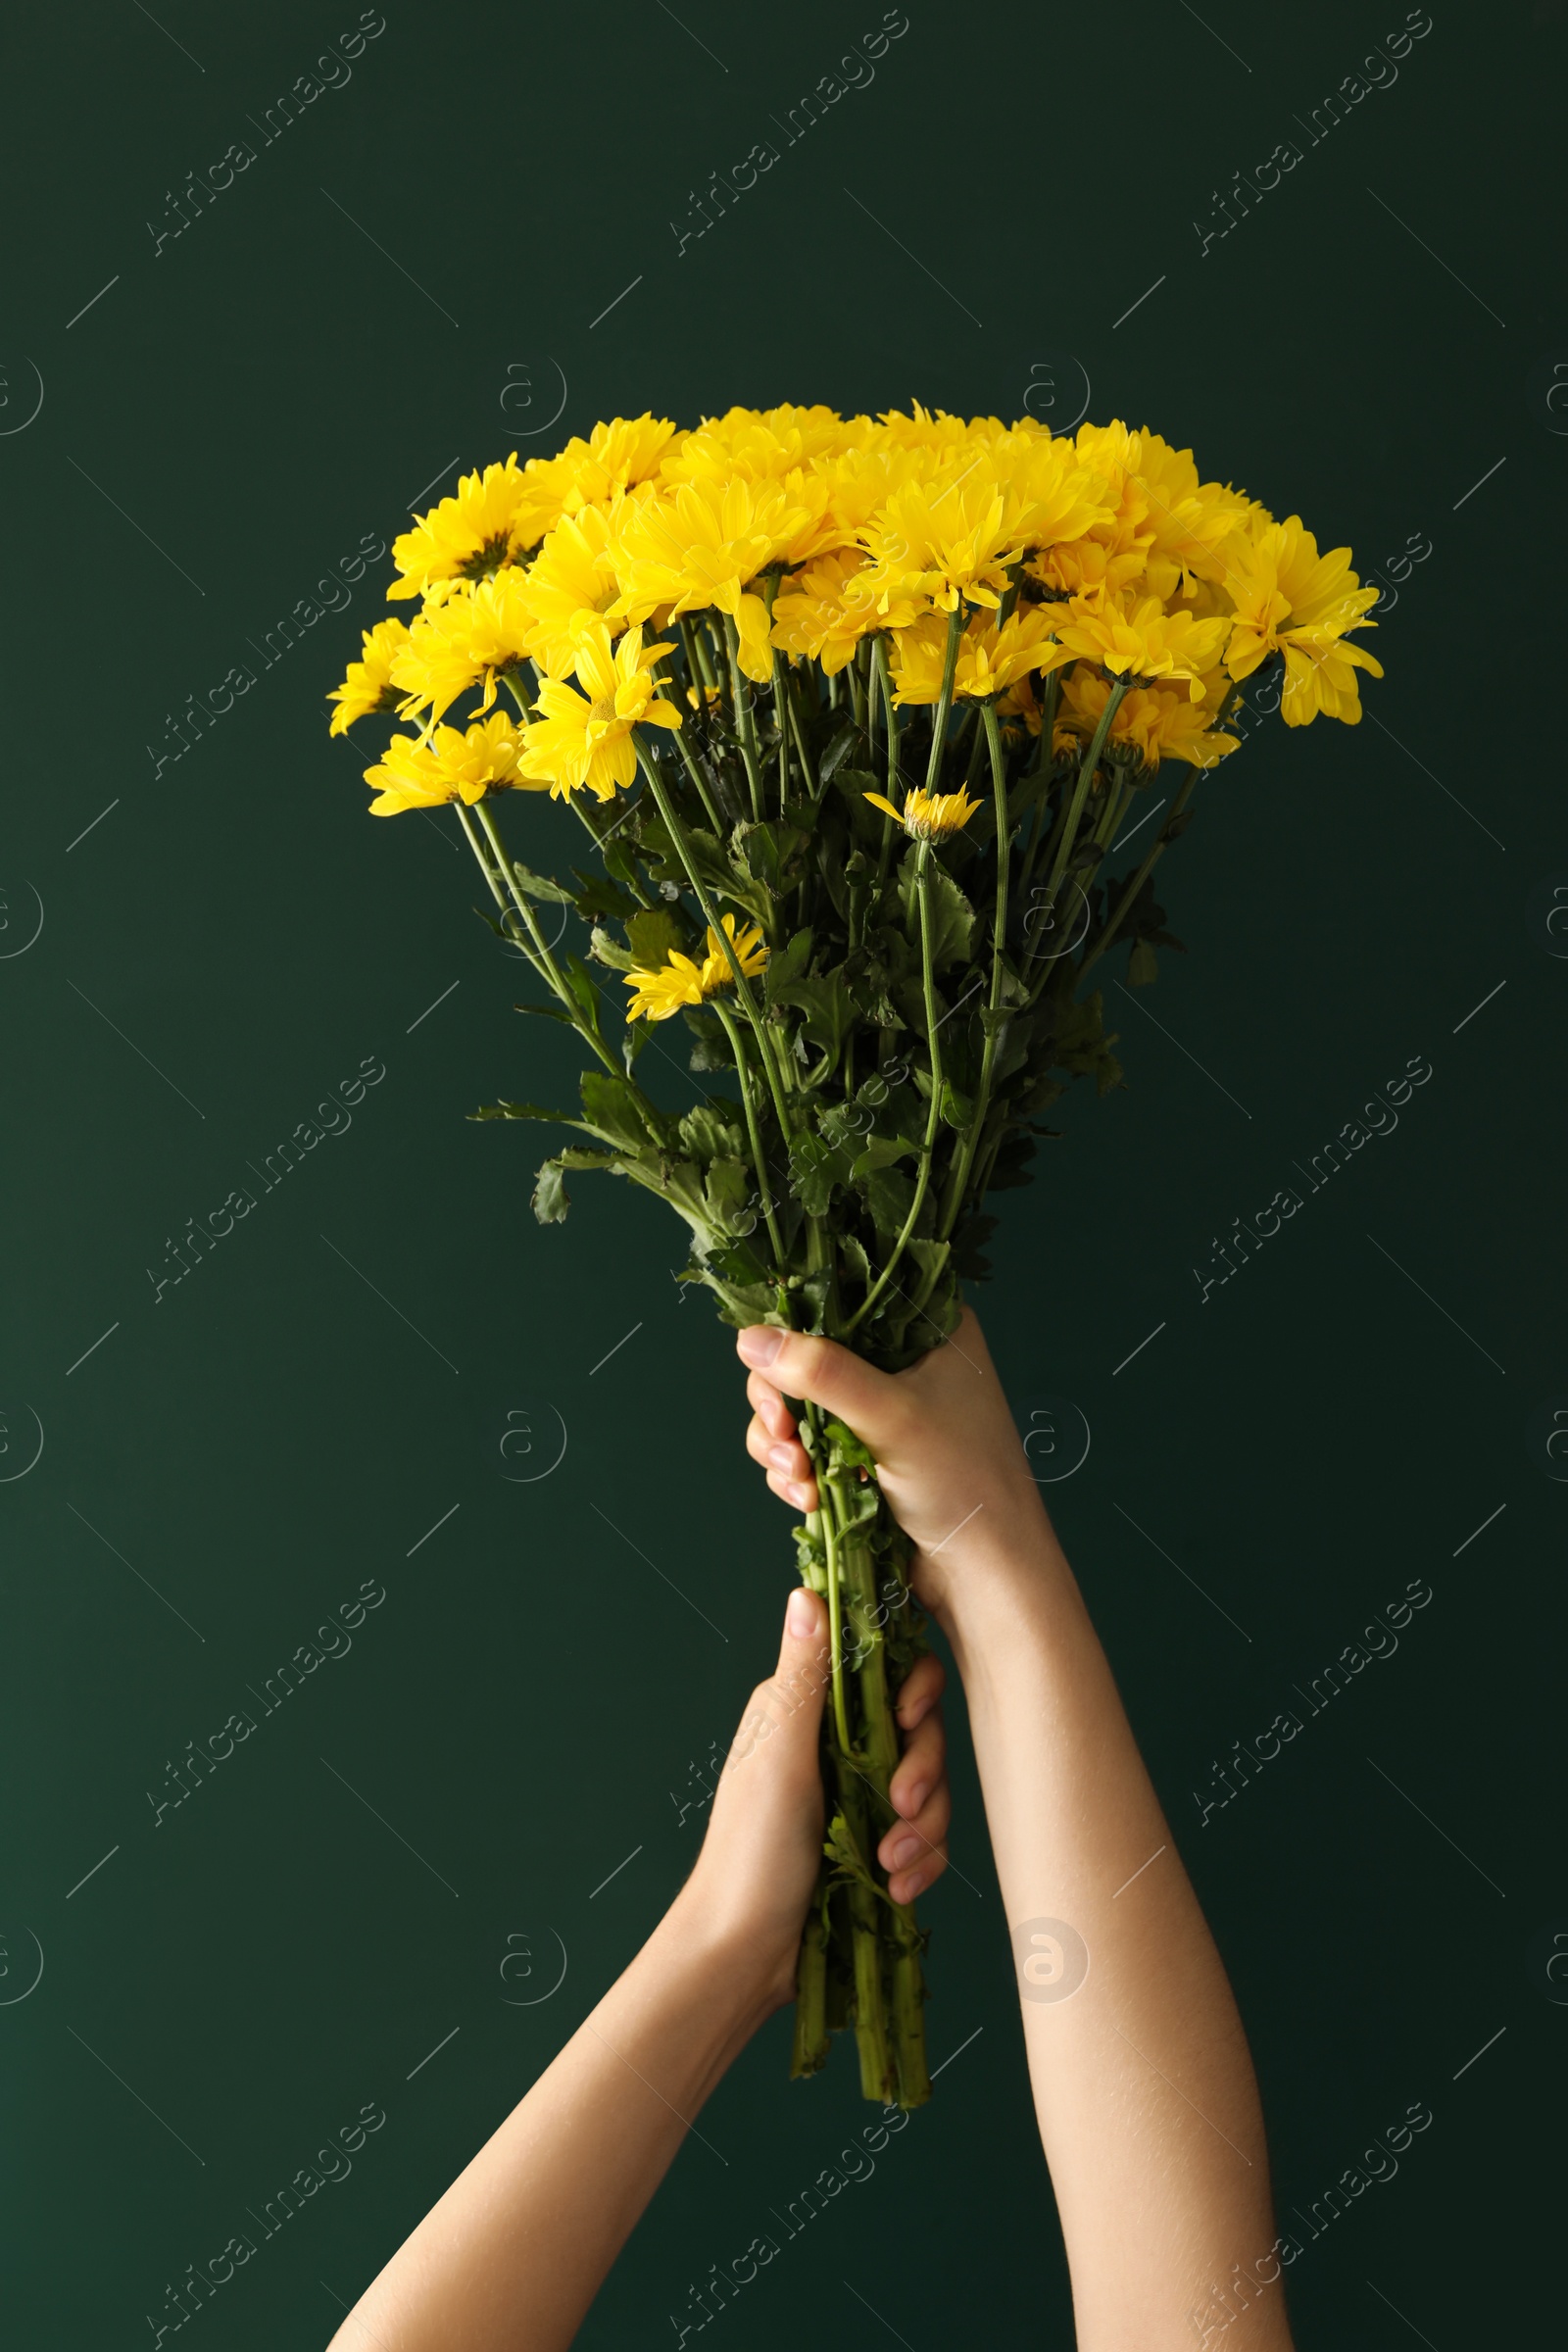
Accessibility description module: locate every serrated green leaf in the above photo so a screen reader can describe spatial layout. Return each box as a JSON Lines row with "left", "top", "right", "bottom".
{"left": 863, "top": 1162, "right": 915, "bottom": 1239}
{"left": 763, "top": 925, "right": 814, "bottom": 1002}
{"left": 469, "top": 1100, "right": 570, "bottom": 1124}
{"left": 772, "top": 969, "right": 855, "bottom": 1063}
{"left": 510, "top": 858, "right": 576, "bottom": 906}
{"left": 850, "top": 1134, "right": 920, "bottom": 1177}
{"left": 626, "top": 907, "right": 687, "bottom": 969}
{"left": 898, "top": 846, "right": 976, "bottom": 970}
{"left": 678, "top": 1104, "right": 746, "bottom": 1163}
{"left": 590, "top": 924, "right": 636, "bottom": 972}
{"left": 532, "top": 1158, "right": 569, "bottom": 1223}
{"left": 580, "top": 1069, "right": 664, "bottom": 1152}
{"left": 1127, "top": 937, "right": 1159, "bottom": 986}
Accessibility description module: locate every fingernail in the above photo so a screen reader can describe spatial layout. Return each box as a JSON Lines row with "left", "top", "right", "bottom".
{"left": 737, "top": 1326, "right": 784, "bottom": 1367}
{"left": 787, "top": 1587, "right": 819, "bottom": 1639}
{"left": 787, "top": 1480, "right": 814, "bottom": 1510}
{"left": 889, "top": 1834, "right": 921, "bottom": 1869}
{"left": 767, "top": 1443, "right": 796, "bottom": 1472}
{"left": 894, "top": 1867, "right": 927, "bottom": 1903}
{"left": 901, "top": 1782, "right": 928, "bottom": 1821}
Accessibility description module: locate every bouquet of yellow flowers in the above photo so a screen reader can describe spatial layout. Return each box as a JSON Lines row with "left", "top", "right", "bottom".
{"left": 328, "top": 403, "right": 1380, "bottom": 2106}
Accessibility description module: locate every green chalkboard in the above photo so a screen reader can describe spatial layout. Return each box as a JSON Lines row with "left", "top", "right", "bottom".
{"left": 3, "top": 3, "right": 1560, "bottom": 2344}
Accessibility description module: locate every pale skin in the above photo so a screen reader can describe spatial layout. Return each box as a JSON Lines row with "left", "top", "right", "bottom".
{"left": 328, "top": 1310, "right": 1294, "bottom": 2352}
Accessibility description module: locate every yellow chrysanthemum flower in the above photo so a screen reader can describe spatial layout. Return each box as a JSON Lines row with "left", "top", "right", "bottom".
{"left": 1041, "top": 593, "right": 1229, "bottom": 702}
{"left": 770, "top": 550, "right": 917, "bottom": 675}
{"left": 389, "top": 570, "right": 536, "bottom": 729}
{"left": 362, "top": 712, "right": 536, "bottom": 817}
{"left": 623, "top": 913, "right": 769, "bottom": 1021}
{"left": 387, "top": 458, "right": 536, "bottom": 603}
{"left": 889, "top": 607, "right": 1062, "bottom": 706}
{"left": 856, "top": 466, "right": 1028, "bottom": 614}
{"left": 1278, "top": 628, "right": 1384, "bottom": 728}
{"left": 1222, "top": 518, "right": 1383, "bottom": 726}
{"left": 863, "top": 785, "right": 982, "bottom": 840}
{"left": 518, "top": 620, "right": 681, "bottom": 802}
{"left": 513, "top": 503, "right": 626, "bottom": 680}
{"left": 1054, "top": 665, "right": 1240, "bottom": 771}
{"left": 610, "top": 476, "right": 811, "bottom": 682}
{"left": 328, "top": 618, "right": 411, "bottom": 735}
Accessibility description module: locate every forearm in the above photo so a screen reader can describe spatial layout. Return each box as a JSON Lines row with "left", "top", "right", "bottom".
{"left": 330, "top": 1895, "right": 768, "bottom": 2352}
{"left": 942, "top": 1524, "right": 1293, "bottom": 2348}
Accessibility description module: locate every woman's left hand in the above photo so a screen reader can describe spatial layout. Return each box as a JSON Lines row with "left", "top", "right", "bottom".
{"left": 681, "top": 1585, "right": 953, "bottom": 2014}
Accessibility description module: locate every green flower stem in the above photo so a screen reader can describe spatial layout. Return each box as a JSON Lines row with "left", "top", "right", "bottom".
{"left": 711, "top": 999, "right": 787, "bottom": 1270}
{"left": 939, "top": 699, "right": 1011, "bottom": 1238}
{"left": 786, "top": 670, "right": 819, "bottom": 800}
{"left": 568, "top": 790, "right": 658, "bottom": 907}
{"left": 805, "top": 1409, "right": 855, "bottom": 1761}
{"left": 922, "top": 605, "right": 967, "bottom": 796}
{"left": 1042, "top": 677, "right": 1130, "bottom": 904}
{"left": 649, "top": 669, "right": 728, "bottom": 836}
{"left": 790, "top": 1901, "right": 830, "bottom": 2079}
{"left": 872, "top": 633, "right": 901, "bottom": 888}
{"left": 1075, "top": 764, "right": 1202, "bottom": 989}
{"left": 842, "top": 843, "right": 943, "bottom": 1339}
{"left": 501, "top": 667, "right": 537, "bottom": 722}
{"left": 633, "top": 735, "right": 796, "bottom": 1142}
{"left": 1011, "top": 669, "right": 1062, "bottom": 908}
{"left": 721, "top": 613, "right": 766, "bottom": 822}
{"left": 458, "top": 801, "right": 621, "bottom": 1077}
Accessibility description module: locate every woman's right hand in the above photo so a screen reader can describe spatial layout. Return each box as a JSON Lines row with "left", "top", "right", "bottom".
{"left": 735, "top": 1307, "right": 1057, "bottom": 1632}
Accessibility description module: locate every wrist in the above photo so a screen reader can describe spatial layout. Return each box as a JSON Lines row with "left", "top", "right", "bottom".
{"left": 655, "top": 1879, "right": 795, "bottom": 2038}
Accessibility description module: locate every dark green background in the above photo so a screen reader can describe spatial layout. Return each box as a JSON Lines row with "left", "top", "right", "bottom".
{"left": 3, "top": 2, "right": 1561, "bottom": 2343}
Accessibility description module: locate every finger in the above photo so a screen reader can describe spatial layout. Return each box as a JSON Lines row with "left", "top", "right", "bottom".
{"left": 889, "top": 1704, "right": 947, "bottom": 1825}
{"left": 746, "top": 1412, "right": 814, "bottom": 1490}
{"left": 764, "top": 1585, "right": 830, "bottom": 1752}
{"left": 735, "top": 1327, "right": 909, "bottom": 1450}
{"left": 894, "top": 1652, "right": 946, "bottom": 1731}
{"left": 766, "top": 1466, "right": 818, "bottom": 1512}
{"left": 746, "top": 1373, "right": 796, "bottom": 1444}
{"left": 887, "top": 1830, "right": 949, "bottom": 1906}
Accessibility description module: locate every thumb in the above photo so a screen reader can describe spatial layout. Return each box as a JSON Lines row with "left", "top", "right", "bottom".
{"left": 736, "top": 1326, "right": 906, "bottom": 1450}
{"left": 771, "top": 1583, "right": 831, "bottom": 1748}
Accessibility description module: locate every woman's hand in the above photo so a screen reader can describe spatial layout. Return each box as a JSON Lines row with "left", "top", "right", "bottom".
{"left": 680, "top": 1581, "right": 953, "bottom": 1970}
{"left": 737, "top": 1308, "right": 1056, "bottom": 1629}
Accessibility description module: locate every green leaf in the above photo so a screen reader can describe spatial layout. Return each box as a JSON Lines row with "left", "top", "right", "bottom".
{"left": 771, "top": 969, "right": 855, "bottom": 1063}
{"left": 937, "top": 1079, "right": 974, "bottom": 1130}
{"left": 850, "top": 1134, "right": 920, "bottom": 1177}
{"left": 559, "top": 953, "right": 608, "bottom": 1044}
{"left": 820, "top": 724, "right": 861, "bottom": 783}
{"left": 580, "top": 1070, "right": 665, "bottom": 1152}
{"left": 839, "top": 1234, "right": 873, "bottom": 1292}
{"left": 788, "top": 1128, "right": 851, "bottom": 1217}
{"left": 510, "top": 858, "right": 576, "bottom": 906}
{"left": 1127, "top": 937, "right": 1159, "bottom": 986}
{"left": 763, "top": 925, "right": 814, "bottom": 1002}
{"left": 678, "top": 1104, "right": 746, "bottom": 1163}
{"left": 468, "top": 1100, "right": 570, "bottom": 1124}
{"left": 898, "top": 846, "right": 976, "bottom": 970}
{"left": 568, "top": 867, "right": 638, "bottom": 921}
{"left": 863, "top": 1163, "right": 915, "bottom": 1239}
{"left": 823, "top": 1418, "right": 877, "bottom": 1472}
{"left": 589, "top": 924, "right": 636, "bottom": 972}
{"left": 626, "top": 907, "right": 688, "bottom": 969}
{"left": 704, "top": 1156, "right": 755, "bottom": 1230}
{"left": 532, "top": 1157, "right": 570, "bottom": 1223}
